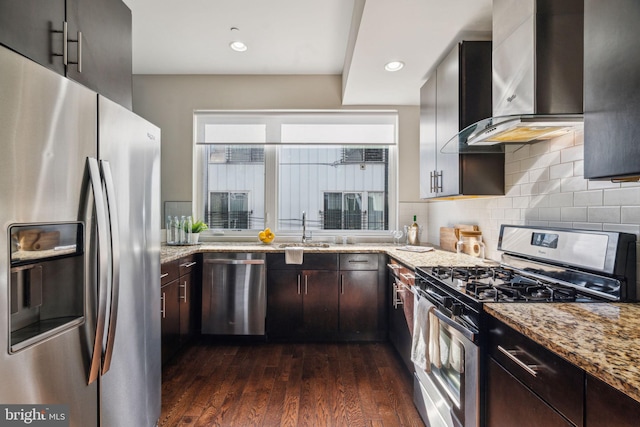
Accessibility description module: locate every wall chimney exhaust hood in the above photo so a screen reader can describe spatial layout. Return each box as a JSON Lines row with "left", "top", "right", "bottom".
{"left": 450, "top": 0, "right": 584, "bottom": 151}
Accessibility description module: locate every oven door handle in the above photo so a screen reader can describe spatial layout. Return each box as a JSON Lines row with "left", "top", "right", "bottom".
{"left": 433, "top": 308, "right": 477, "bottom": 342}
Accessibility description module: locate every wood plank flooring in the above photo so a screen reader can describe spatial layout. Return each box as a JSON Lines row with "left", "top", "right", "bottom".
{"left": 160, "top": 340, "right": 425, "bottom": 427}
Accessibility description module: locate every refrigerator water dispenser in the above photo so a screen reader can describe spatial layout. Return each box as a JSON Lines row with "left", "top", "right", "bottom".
{"left": 8, "top": 222, "right": 85, "bottom": 353}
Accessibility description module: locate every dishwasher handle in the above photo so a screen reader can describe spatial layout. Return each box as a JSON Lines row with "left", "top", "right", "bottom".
{"left": 204, "top": 259, "right": 265, "bottom": 265}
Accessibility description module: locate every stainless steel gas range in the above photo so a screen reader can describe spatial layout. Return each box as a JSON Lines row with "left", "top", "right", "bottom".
{"left": 410, "top": 225, "right": 636, "bottom": 427}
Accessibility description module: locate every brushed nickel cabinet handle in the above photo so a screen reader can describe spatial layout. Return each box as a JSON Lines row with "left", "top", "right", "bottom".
{"left": 180, "top": 281, "right": 187, "bottom": 302}
{"left": 161, "top": 292, "right": 166, "bottom": 319}
{"left": 160, "top": 272, "right": 169, "bottom": 279}
{"left": 497, "top": 345, "right": 541, "bottom": 377}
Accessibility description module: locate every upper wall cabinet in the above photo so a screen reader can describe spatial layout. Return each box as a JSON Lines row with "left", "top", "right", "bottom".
{"left": 584, "top": 0, "right": 640, "bottom": 180}
{"left": 0, "top": 0, "right": 133, "bottom": 109}
{"left": 420, "top": 41, "right": 505, "bottom": 199}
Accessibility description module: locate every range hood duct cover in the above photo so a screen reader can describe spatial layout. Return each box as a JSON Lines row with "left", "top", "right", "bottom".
{"left": 453, "top": 0, "right": 584, "bottom": 150}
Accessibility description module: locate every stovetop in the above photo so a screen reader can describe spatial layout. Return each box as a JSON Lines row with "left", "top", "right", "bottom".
{"left": 416, "top": 265, "right": 602, "bottom": 304}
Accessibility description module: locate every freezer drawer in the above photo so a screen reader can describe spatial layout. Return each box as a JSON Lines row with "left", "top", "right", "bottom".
{"left": 201, "top": 253, "right": 266, "bottom": 335}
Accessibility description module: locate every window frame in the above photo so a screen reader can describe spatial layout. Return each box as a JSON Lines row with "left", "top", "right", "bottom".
{"left": 193, "top": 110, "right": 398, "bottom": 239}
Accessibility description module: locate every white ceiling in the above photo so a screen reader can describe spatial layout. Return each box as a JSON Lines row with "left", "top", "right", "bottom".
{"left": 122, "top": 0, "right": 492, "bottom": 105}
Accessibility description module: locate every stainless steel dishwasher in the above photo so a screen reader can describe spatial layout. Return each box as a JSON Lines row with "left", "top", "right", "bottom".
{"left": 201, "top": 253, "right": 266, "bottom": 335}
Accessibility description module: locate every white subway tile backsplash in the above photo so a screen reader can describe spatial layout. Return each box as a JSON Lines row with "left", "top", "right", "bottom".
{"left": 588, "top": 180, "right": 621, "bottom": 190}
{"left": 527, "top": 220, "right": 550, "bottom": 227}
{"left": 549, "top": 163, "right": 574, "bottom": 180}
{"left": 621, "top": 206, "right": 640, "bottom": 224}
{"left": 550, "top": 132, "right": 577, "bottom": 151}
{"left": 561, "top": 207, "right": 587, "bottom": 222}
{"left": 603, "top": 223, "right": 640, "bottom": 235}
{"left": 572, "top": 222, "right": 603, "bottom": 231}
{"left": 560, "top": 176, "right": 588, "bottom": 193}
{"left": 529, "top": 167, "right": 550, "bottom": 182}
{"left": 506, "top": 185, "right": 521, "bottom": 197}
{"left": 588, "top": 206, "right": 621, "bottom": 223}
{"left": 507, "top": 145, "right": 531, "bottom": 162}
{"left": 549, "top": 193, "right": 574, "bottom": 208}
{"left": 521, "top": 151, "right": 561, "bottom": 171}
{"left": 523, "top": 208, "right": 540, "bottom": 221}
{"left": 505, "top": 161, "right": 520, "bottom": 175}
{"left": 529, "top": 140, "right": 550, "bottom": 157}
{"left": 539, "top": 207, "right": 561, "bottom": 221}
{"left": 560, "top": 145, "right": 584, "bottom": 163}
{"left": 574, "top": 190, "right": 603, "bottom": 207}
{"left": 505, "top": 209, "right": 521, "bottom": 220}
{"left": 520, "top": 183, "right": 536, "bottom": 195}
{"left": 512, "top": 196, "right": 531, "bottom": 208}
{"left": 535, "top": 179, "right": 561, "bottom": 195}
{"left": 497, "top": 198, "right": 513, "bottom": 208}
{"left": 548, "top": 221, "right": 573, "bottom": 228}
{"left": 573, "top": 160, "right": 584, "bottom": 176}
{"left": 604, "top": 188, "right": 640, "bottom": 206}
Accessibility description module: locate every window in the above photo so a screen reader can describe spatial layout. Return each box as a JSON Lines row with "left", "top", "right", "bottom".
{"left": 194, "top": 111, "right": 397, "bottom": 235}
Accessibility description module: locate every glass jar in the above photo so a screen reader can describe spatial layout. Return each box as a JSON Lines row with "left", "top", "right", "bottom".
{"left": 456, "top": 230, "right": 485, "bottom": 259}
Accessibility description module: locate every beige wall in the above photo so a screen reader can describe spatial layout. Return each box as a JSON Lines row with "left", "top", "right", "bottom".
{"left": 131, "top": 74, "right": 422, "bottom": 221}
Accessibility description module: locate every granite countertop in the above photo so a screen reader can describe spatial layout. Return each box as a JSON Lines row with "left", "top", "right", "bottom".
{"left": 485, "top": 303, "right": 640, "bottom": 404}
{"left": 160, "top": 241, "right": 488, "bottom": 268}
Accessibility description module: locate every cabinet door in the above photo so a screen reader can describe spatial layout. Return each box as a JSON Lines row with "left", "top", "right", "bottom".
{"left": 161, "top": 280, "right": 180, "bottom": 364}
{"left": 419, "top": 74, "right": 438, "bottom": 198}
{"left": 586, "top": 374, "right": 640, "bottom": 427}
{"left": 339, "top": 270, "right": 378, "bottom": 337}
{"left": 0, "top": 0, "right": 66, "bottom": 75}
{"left": 303, "top": 270, "right": 339, "bottom": 336}
{"left": 435, "top": 44, "right": 461, "bottom": 197}
{"left": 267, "top": 269, "right": 303, "bottom": 339}
{"left": 178, "top": 273, "right": 192, "bottom": 345}
{"left": 66, "top": 0, "right": 133, "bottom": 108}
{"left": 487, "top": 357, "right": 574, "bottom": 427}
{"left": 584, "top": 0, "right": 640, "bottom": 180}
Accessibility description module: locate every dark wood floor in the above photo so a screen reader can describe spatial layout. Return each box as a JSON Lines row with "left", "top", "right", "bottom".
{"left": 160, "top": 340, "right": 425, "bottom": 427}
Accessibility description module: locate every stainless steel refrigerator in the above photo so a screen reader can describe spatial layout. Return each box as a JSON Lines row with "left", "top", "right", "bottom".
{"left": 0, "top": 45, "right": 161, "bottom": 426}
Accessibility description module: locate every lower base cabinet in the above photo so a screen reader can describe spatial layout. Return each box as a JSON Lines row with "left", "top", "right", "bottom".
{"left": 586, "top": 374, "right": 640, "bottom": 427}
{"left": 160, "top": 254, "right": 200, "bottom": 365}
{"left": 266, "top": 253, "right": 385, "bottom": 341}
{"left": 487, "top": 315, "right": 640, "bottom": 427}
{"left": 487, "top": 357, "right": 574, "bottom": 427}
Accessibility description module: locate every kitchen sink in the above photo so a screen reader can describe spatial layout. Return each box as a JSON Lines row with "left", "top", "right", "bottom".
{"left": 278, "top": 242, "right": 331, "bottom": 248}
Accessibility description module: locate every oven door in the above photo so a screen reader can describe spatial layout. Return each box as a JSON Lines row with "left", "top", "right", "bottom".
{"left": 413, "top": 299, "right": 479, "bottom": 427}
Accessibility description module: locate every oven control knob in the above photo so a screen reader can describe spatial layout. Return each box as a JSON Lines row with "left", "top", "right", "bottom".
{"left": 442, "top": 296, "right": 453, "bottom": 308}
{"left": 451, "top": 303, "right": 463, "bottom": 316}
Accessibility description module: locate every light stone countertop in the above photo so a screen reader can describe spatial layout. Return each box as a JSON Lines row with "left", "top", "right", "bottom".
{"left": 160, "top": 241, "right": 487, "bottom": 268}
{"left": 485, "top": 303, "right": 640, "bottom": 404}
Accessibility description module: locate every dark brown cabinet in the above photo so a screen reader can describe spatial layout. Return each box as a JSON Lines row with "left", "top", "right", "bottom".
{"left": 584, "top": 0, "right": 640, "bottom": 180}
{"left": 586, "top": 374, "right": 640, "bottom": 427}
{"left": 487, "top": 357, "right": 574, "bottom": 427}
{"left": 160, "top": 254, "right": 200, "bottom": 365}
{"left": 487, "top": 315, "right": 584, "bottom": 427}
{"left": 420, "top": 40, "right": 504, "bottom": 199}
{"left": 0, "top": 0, "right": 133, "bottom": 109}
{"left": 160, "top": 260, "right": 180, "bottom": 364}
{"left": 338, "top": 253, "right": 386, "bottom": 341}
{"left": 266, "top": 256, "right": 339, "bottom": 340}
{"left": 177, "top": 254, "right": 199, "bottom": 345}
{"left": 266, "top": 253, "right": 385, "bottom": 341}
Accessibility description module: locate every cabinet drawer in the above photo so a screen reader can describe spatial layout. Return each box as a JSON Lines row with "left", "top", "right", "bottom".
{"left": 266, "top": 253, "right": 338, "bottom": 270}
{"left": 488, "top": 316, "right": 584, "bottom": 426}
{"left": 161, "top": 260, "right": 179, "bottom": 286}
{"left": 339, "top": 253, "right": 379, "bottom": 270}
{"left": 178, "top": 254, "right": 198, "bottom": 276}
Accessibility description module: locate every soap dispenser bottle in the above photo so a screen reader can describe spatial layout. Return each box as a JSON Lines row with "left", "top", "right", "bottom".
{"left": 407, "top": 215, "right": 420, "bottom": 246}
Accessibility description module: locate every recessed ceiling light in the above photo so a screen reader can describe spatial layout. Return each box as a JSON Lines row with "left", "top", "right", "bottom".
{"left": 384, "top": 61, "right": 404, "bottom": 72}
{"left": 230, "top": 41, "right": 247, "bottom": 52}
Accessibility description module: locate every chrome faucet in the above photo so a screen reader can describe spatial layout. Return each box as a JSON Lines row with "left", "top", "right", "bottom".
{"left": 302, "top": 211, "right": 309, "bottom": 243}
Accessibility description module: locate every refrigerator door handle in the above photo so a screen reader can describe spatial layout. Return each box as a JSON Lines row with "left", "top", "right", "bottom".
{"left": 87, "top": 157, "right": 110, "bottom": 385}
{"left": 100, "top": 160, "right": 120, "bottom": 375}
